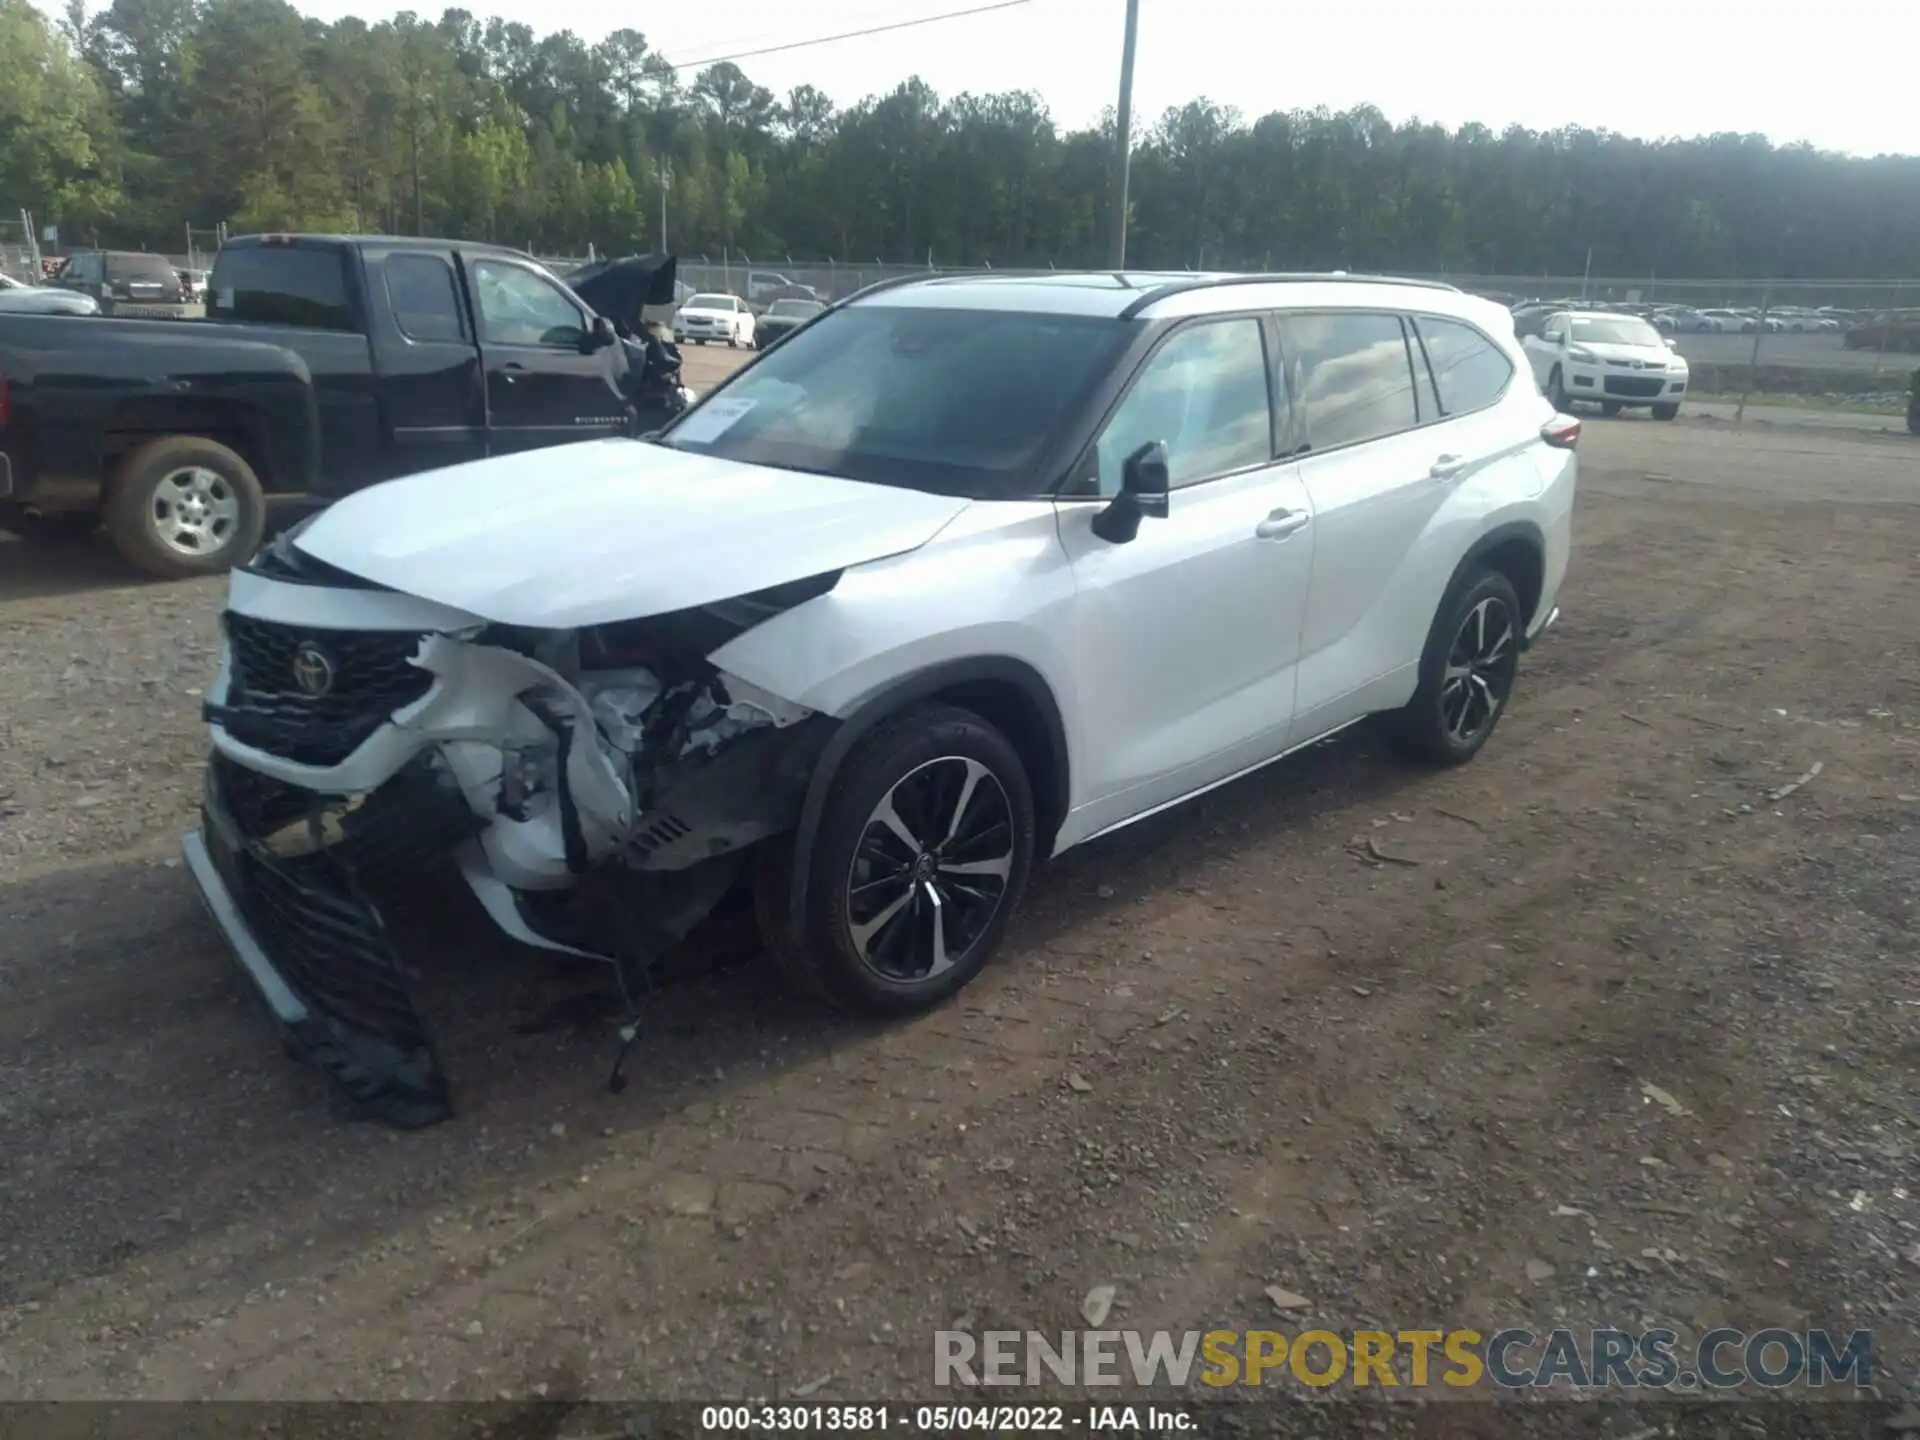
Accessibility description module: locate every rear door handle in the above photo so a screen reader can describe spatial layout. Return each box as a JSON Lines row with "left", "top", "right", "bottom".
{"left": 500, "top": 363, "right": 525, "bottom": 384}
{"left": 1430, "top": 453, "right": 1468, "bottom": 481}
{"left": 1254, "top": 508, "right": 1310, "bottom": 541}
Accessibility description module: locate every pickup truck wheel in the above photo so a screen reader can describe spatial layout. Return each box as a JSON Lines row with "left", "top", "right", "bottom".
{"left": 104, "top": 436, "right": 266, "bottom": 579}
{"left": 1651, "top": 403, "right": 1681, "bottom": 421}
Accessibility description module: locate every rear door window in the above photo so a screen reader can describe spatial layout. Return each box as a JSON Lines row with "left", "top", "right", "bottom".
{"left": 383, "top": 254, "right": 467, "bottom": 343}
{"left": 210, "top": 246, "right": 355, "bottom": 330}
{"left": 1276, "top": 313, "right": 1421, "bottom": 451}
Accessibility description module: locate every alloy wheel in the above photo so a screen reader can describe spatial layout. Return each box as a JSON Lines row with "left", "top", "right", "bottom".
{"left": 1440, "top": 596, "right": 1518, "bottom": 746}
{"left": 845, "top": 756, "right": 1015, "bottom": 982}
{"left": 152, "top": 466, "right": 239, "bottom": 556}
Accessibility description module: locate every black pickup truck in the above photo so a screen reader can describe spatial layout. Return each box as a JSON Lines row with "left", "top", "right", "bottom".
{"left": 0, "top": 235, "right": 685, "bottom": 577}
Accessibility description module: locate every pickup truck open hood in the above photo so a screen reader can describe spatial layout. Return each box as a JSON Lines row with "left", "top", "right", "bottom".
{"left": 293, "top": 439, "right": 970, "bottom": 629}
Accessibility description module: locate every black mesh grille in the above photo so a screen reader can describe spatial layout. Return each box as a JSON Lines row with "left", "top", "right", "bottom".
{"left": 1603, "top": 375, "right": 1665, "bottom": 398}
{"left": 210, "top": 751, "right": 332, "bottom": 839}
{"left": 217, "top": 614, "right": 432, "bottom": 765}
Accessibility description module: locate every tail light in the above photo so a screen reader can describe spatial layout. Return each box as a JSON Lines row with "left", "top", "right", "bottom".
{"left": 1541, "top": 415, "right": 1580, "bottom": 450}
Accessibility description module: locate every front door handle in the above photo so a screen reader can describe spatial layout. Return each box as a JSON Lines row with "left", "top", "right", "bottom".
{"left": 1430, "top": 453, "right": 1468, "bottom": 481}
{"left": 500, "top": 363, "right": 527, "bottom": 384}
{"left": 1254, "top": 508, "right": 1310, "bottom": 541}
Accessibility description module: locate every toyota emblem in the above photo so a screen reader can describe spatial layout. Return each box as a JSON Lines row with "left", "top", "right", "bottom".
{"left": 291, "top": 642, "right": 336, "bottom": 697}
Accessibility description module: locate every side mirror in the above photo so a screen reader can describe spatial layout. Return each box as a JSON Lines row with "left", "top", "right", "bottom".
{"left": 1091, "top": 441, "right": 1171, "bottom": 545}
{"left": 586, "top": 315, "right": 617, "bottom": 352}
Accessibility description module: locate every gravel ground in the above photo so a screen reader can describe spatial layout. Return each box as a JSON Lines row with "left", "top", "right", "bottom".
{"left": 0, "top": 397, "right": 1915, "bottom": 1423}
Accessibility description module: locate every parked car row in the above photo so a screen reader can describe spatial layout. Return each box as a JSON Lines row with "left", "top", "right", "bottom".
{"left": 1504, "top": 295, "right": 1857, "bottom": 338}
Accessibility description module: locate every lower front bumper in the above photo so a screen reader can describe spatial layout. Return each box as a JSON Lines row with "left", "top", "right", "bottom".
{"left": 181, "top": 758, "right": 472, "bottom": 1127}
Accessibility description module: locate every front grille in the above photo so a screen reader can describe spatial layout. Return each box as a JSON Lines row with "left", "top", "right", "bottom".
{"left": 211, "top": 751, "right": 331, "bottom": 838}
{"left": 217, "top": 614, "right": 432, "bottom": 765}
{"left": 1603, "top": 376, "right": 1666, "bottom": 398}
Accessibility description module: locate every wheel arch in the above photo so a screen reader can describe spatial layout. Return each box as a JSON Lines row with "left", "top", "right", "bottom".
{"left": 783, "top": 655, "right": 1071, "bottom": 940}
{"left": 1452, "top": 520, "right": 1547, "bottom": 633}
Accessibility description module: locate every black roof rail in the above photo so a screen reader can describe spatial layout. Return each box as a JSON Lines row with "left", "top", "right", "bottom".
{"left": 1117, "top": 271, "right": 1462, "bottom": 321}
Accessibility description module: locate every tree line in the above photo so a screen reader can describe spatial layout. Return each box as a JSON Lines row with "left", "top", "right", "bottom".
{"left": 6, "top": 0, "right": 1919, "bottom": 278}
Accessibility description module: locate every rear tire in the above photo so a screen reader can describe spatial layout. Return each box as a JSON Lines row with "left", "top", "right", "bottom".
{"left": 1380, "top": 567, "right": 1524, "bottom": 767}
{"left": 1651, "top": 402, "right": 1680, "bottom": 421}
{"left": 761, "top": 703, "right": 1036, "bottom": 1015}
{"left": 103, "top": 435, "right": 265, "bottom": 579}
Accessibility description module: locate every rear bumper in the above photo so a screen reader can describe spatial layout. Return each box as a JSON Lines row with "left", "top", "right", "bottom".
{"left": 1522, "top": 604, "right": 1560, "bottom": 652}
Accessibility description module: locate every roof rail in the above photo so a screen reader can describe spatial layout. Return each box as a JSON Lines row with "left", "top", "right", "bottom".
{"left": 1118, "top": 271, "right": 1461, "bottom": 321}
{"left": 833, "top": 270, "right": 944, "bottom": 310}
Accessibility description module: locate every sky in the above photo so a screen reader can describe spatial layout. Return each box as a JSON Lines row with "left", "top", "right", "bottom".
{"left": 119, "top": 0, "right": 1920, "bottom": 156}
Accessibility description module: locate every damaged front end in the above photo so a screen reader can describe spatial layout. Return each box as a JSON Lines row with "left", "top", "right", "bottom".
{"left": 182, "top": 537, "right": 838, "bottom": 1126}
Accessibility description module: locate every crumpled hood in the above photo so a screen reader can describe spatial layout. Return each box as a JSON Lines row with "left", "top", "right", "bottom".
{"left": 294, "top": 439, "right": 969, "bottom": 628}
{"left": 1577, "top": 340, "right": 1683, "bottom": 368}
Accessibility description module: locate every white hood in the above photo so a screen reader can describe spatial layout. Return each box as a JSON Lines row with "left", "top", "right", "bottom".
{"left": 294, "top": 439, "right": 970, "bottom": 628}
{"left": 1577, "top": 340, "right": 1684, "bottom": 368}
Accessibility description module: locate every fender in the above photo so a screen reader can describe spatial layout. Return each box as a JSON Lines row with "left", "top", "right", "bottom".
{"left": 783, "top": 655, "right": 1071, "bottom": 940}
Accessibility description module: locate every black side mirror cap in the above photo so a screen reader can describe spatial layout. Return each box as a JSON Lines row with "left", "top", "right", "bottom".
{"left": 587, "top": 315, "right": 618, "bottom": 352}
{"left": 1090, "top": 440, "right": 1171, "bottom": 544}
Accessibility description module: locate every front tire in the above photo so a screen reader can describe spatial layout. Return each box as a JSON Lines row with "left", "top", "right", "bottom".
{"left": 1600, "top": 400, "right": 1624, "bottom": 418}
{"left": 1381, "top": 567, "right": 1524, "bottom": 766}
{"left": 1547, "top": 366, "right": 1571, "bottom": 412}
{"left": 1651, "top": 402, "right": 1680, "bottom": 421}
{"left": 102, "top": 435, "right": 265, "bottom": 579}
{"left": 764, "top": 703, "right": 1036, "bottom": 1015}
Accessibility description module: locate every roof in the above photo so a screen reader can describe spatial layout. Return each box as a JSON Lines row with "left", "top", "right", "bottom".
{"left": 845, "top": 270, "right": 1493, "bottom": 324}
{"left": 220, "top": 233, "right": 534, "bottom": 261}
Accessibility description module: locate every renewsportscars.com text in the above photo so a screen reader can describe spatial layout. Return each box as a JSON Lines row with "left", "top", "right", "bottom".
{"left": 934, "top": 1327, "right": 1875, "bottom": 1390}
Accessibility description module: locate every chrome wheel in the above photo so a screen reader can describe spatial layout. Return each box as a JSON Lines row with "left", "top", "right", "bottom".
{"left": 845, "top": 756, "right": 1014, "bottom": 982}
{"left": 1441, "top": 596, "right": 1517, "bottom": 746}
{"left": 152, "top": 466, "right": 239, "bottom": 557}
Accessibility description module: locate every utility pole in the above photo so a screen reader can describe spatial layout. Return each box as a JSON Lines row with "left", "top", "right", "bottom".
{"left": 1109, "top": 0, "right": 1140, "bottom": 269}
{"left": 658, "top": 158, "right": 671, "bottom": 254}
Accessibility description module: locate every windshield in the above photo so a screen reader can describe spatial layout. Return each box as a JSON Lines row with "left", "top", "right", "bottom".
{"left": 1571, "top": 317, "right": 1662, "bottom": 346}
{"left": 660, "top": 305, "right": 1132, "bottom": 498}
{"left": 769, "top": 300, "right": 823, "bottom": 317}
{"left": 687, "top": 294, "right": 734, "bottom": 310}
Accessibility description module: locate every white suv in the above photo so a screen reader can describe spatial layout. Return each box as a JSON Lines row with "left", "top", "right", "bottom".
{"left": 183, "top": 272, "right": 1576, "bottom": 1125}
{"left": 1523, "top": 310, "right": 1689, "bottom": 419}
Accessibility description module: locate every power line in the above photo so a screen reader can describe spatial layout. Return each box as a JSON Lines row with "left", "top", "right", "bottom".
{"left": 665, "top": 0, "right": 1031, "bottom": 71}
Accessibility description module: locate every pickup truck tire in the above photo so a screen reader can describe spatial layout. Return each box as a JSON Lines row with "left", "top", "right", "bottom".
{"left": 1651, "top": 403, "right": 1680, "bottom": 421}
{"left": 103, "top": 436, "right": 266, "bottom": 579}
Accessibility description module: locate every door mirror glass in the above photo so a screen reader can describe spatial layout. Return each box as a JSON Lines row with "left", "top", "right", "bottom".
{"left": 587, "top": 314, "right": 618, "bottom": 351}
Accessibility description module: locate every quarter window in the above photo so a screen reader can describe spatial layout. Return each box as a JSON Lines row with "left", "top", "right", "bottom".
{"left": 1278, "top": 313, "right": 1420, "bottom": 450}
{"left": 1094, "top": 318, "right": 1272, "bottom": 494}
{"left": 471, "top": 260, "right": 587, "bottom": 348}
{"left": 384, "top": 254, "right": 465, "bottom": 343}
{"left": 1414, "top": 317, "right": 1514, "bottom": 416}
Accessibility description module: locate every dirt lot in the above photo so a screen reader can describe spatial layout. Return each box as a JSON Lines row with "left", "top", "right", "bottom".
{"left": 1, "top": 386, "right": 1916, "bottom": 1418}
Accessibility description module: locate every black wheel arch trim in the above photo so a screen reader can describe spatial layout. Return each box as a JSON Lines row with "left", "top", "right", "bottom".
{"left": 782, "top": 655, "right": 1070, "bottom": 941}
{"left": 1445, "top": 519, "right": 1547, "bottom": 636}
